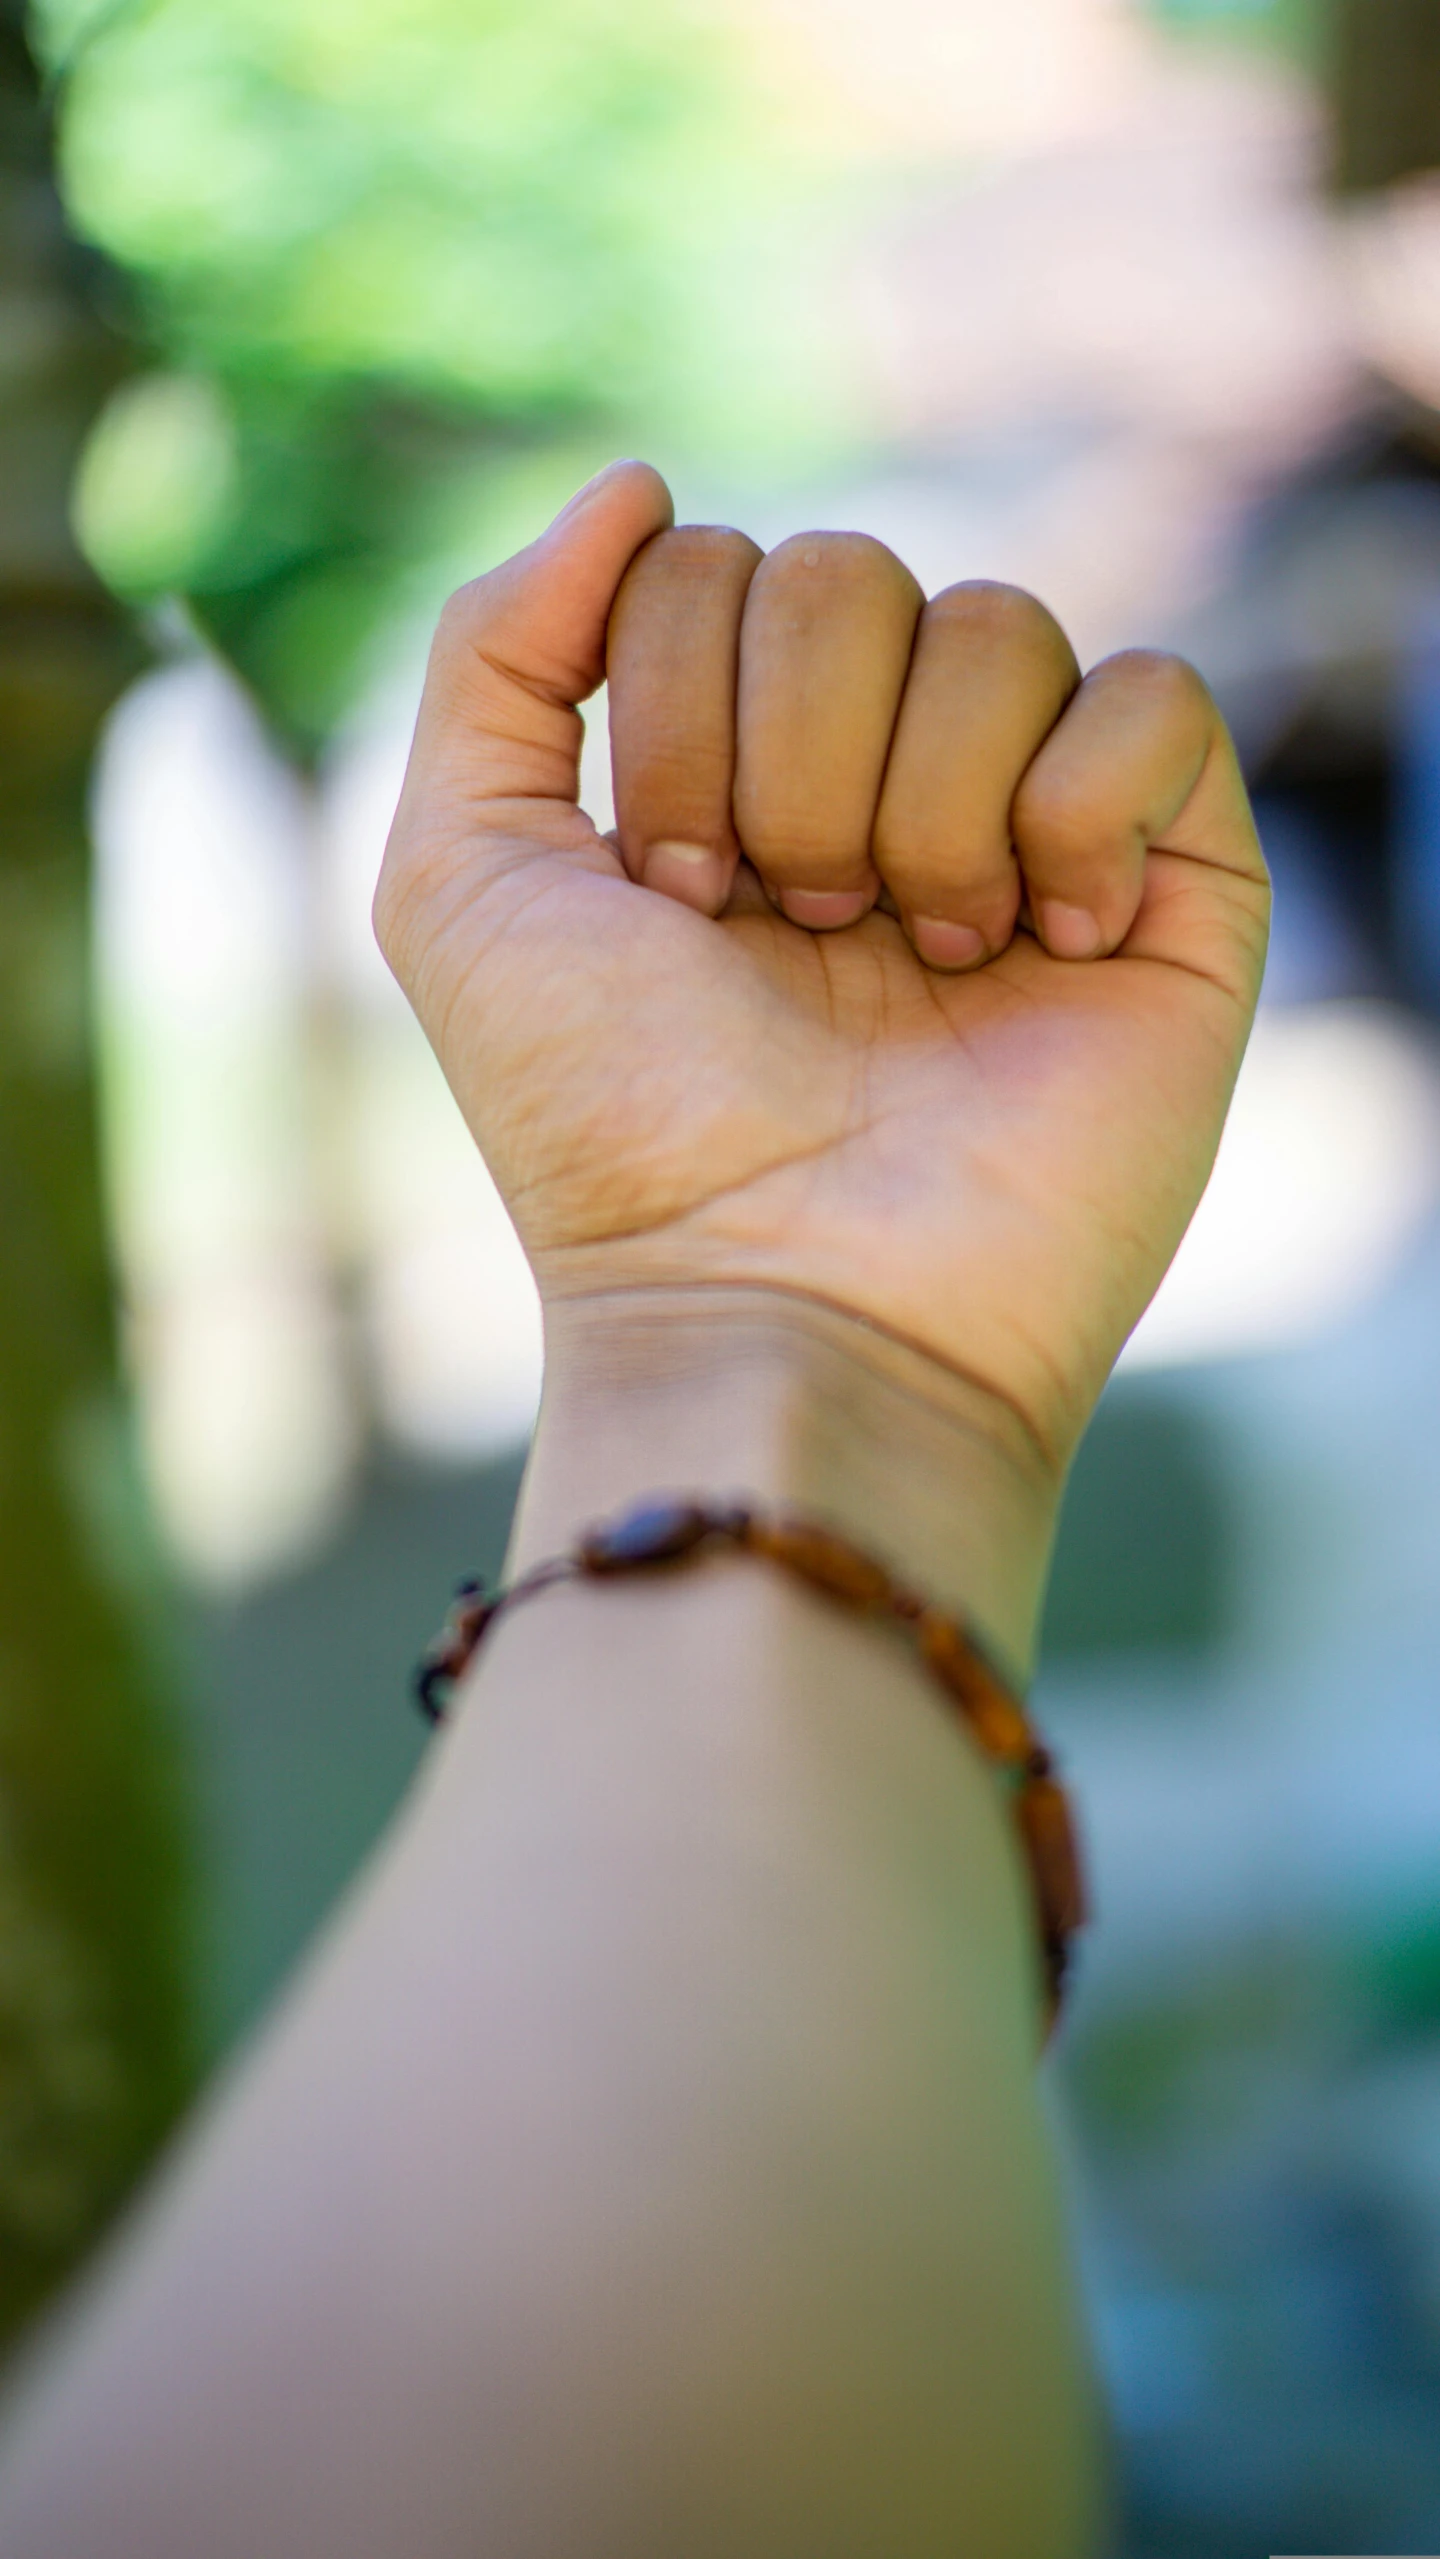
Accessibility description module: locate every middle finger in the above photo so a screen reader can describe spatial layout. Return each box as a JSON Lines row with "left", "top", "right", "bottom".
{"left": 733, "top": 532, "right": 923, "bottom": 929}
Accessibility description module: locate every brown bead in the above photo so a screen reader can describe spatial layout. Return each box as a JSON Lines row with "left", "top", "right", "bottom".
{"left": 415, "top": 1592, "right": 497, "bottom": 1722}
{"left": 915, "top": 1613, "right": 1033, "bottom": 1764}
{"left": 915, "top": 1606, "right": 967, "bottom": 1679}
{"left": 579, "top": 1499, "right": 714, "bottom": 1573}
{"left": 961, "top": 1664, "right": 1036, "bottom": 1766}
{"left": 452, "top": 1590, "right": 497, "bottom": 1644}
{"left": 1016, "top": 1776, "right": 1088, "bottom": 1939}
{"left": 412, "top": 1491, "right": 1085, "bottom": 2033}
{"left": 747, "top": 1517, "right": 893, "bottom": 1609}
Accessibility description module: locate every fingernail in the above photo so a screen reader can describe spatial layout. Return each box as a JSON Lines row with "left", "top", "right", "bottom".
{"left": 911, "top": 916, "right": 988, "bottom": 970}
{"left": 641, "top": 840, "right": 727, "bottom": 915}
{"left": 1037, "top": 900, "right": 1102, "bottom": 960}
{"left": 777, "top": 887, "right": 872, "bottom": 930}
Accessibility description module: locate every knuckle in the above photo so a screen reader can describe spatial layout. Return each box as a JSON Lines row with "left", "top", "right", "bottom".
{"left": 650, "top": 523, "right": 761, "bottom": 577}
{"left": 431, "top": 576, "right": 499, "bottom": 683}
{"left": 615, "top": 525, "right": 761, "bottom": 624}
{"left": 434, "top": 578, "right": 485, "bottom": 649}
{"left": 762, "top": 529, "right": 916, "bottom": 603}
{"left": 1097, "top": 646, "right": 1211, "bottom": 718}
{"left": 612, "top": 526, "right": 760, "bottom": 660}
{"left": 371, "top": 857, "right": 406, "bottom": 972}
{"left": 927, "top": 579, "right": 1071, "bottom": 663}
{"left": 1012, "top": 770, "right": 1109, "bottom": 870}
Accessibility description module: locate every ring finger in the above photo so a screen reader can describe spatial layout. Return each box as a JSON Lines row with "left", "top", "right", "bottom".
{"left": 873, "top": 583, "right": 1079, "bottom": 969}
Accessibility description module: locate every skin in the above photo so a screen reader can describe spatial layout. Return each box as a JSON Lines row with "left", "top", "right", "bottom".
{"left": 0, "top": 461, "right": 1267, "bottom": 2559}
{"left": 378, "top": 458, "right": 1269, "bottom": 1478}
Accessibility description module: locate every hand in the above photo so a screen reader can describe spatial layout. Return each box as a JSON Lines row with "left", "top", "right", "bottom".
{"left": 376, "top": 461, "right": 1268, "bottom": 1473}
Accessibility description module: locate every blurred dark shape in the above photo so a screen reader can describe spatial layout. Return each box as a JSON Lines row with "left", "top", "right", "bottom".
{"left": 187, "top": 1449, "right": 523, "bottom": 2043}
{"left": 1043, "top": 1385, "right": 1233, "bottom": 1663}
{"left": 1329, "top": 0, "right": 1440, "bottom": 194}
{"left": 1206, "top": 406, "right": 1440, "bottom": 1006}
{"left": 1076, "top": 1941, "right": 1440, "bottom": 2556}
{"left": 1395, "top": 609, "right": 1440, "bottom": 994}
{"left": 1178, "top": 0, "right": 1440, "bottom": 1010}
{"left": 1358, "top": 1902, "right": 1440, "bottom": 2044}
{"left": 1249, "top": 790, "right": 1381, "bottom": 1001}
{"left": 0, "top": 3, "right": 196, "bottom": 2350}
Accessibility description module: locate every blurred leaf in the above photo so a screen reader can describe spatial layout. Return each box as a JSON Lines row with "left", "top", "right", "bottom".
{"left": 1143, "top": 0, "right": 1323, "bottom": 62}
{"left": 1043, "top": 1383, "right": 1234, "bottom": 1663}
{"left": 34, "top": 0, "right": 810, "bottom": 744}
{"left": 74, "top": 371, "right": 237, "bottom": 592}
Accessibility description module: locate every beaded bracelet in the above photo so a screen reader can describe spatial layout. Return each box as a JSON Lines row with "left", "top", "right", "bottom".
{"left": 415, "top": 1496, "right": 1086, "bottom": 2038}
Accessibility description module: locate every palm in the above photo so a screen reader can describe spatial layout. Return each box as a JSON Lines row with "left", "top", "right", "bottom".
{"left": 379, "top": 465, "right": 1267, "bottom": 1466}
{"left": 425, "top": 811, "right": 1261, "bottom": 1465}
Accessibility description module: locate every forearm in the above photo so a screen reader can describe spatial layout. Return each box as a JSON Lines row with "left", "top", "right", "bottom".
{"left": 0, "top": 1294, "right": 1102, "bottom": 2557}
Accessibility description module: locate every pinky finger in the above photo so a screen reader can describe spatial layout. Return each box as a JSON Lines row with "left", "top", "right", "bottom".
{"left": 1012, "top": 651, "right": 1241, "bottom": 963}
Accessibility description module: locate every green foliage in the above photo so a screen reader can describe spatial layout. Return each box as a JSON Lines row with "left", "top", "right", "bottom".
{"left": 0, "top": 0, "right": 198, "bottom": 2356}
{"left": 1142, "top": 0, "right": 1324, "bottom": 64}
{"left": 36, "top": 0, "right": 797, "bottom": 745}
{"left": 0, "top": 1387, "right": 198, "bottom": 2348}
{"left": 74, "top": 371, "right": 237, "bottom": 593}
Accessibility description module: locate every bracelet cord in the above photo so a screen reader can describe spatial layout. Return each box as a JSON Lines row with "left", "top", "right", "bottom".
{"left": 415, "top": 1496, "right": 1086, "bottom": 2041}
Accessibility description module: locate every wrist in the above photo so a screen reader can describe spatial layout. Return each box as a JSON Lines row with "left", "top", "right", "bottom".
{"left": 510, "top": 1285, "right": 1062, "bottom": 1678}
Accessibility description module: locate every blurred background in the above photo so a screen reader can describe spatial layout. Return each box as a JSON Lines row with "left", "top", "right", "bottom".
{"left": 5, "top": 0, "right": 1440, "bottom": 2544}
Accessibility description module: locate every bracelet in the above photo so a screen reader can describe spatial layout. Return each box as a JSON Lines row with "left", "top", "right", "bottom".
{"left": 415, "top": 1496, "right": 1086, "bottom": 2039}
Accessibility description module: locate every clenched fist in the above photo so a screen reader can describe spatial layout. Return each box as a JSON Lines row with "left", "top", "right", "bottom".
{"left": 376, "top": 460, "right": 1268, "bottom": 1474}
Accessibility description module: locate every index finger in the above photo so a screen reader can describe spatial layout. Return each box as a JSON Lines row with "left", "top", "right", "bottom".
{"left": 409, "top": 461, "right": 675, "bottom": 811}
{"left": 607, "top": 524, "right": 764, "bottom": 916}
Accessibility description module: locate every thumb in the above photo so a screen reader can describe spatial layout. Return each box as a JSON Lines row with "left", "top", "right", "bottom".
{"left": 404, "top": 458, "right": 674, "bottom": 811}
